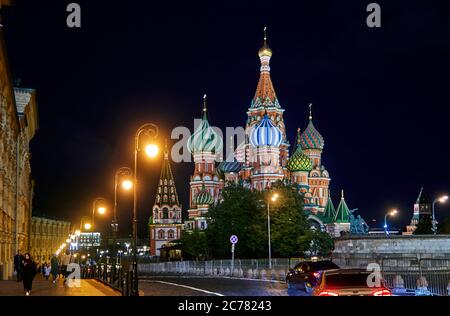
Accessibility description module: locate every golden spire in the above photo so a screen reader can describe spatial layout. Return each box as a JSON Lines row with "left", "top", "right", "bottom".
{"left": 258, "top": 26, "right": 272, "bottom": 58}
{"left": 341, "top": 189, "right": 345, "bottom": 199}
{"left": 297, "top": 128, "right": 301, "bottom": 144}
{"left": 309, "top": 103, "right": 313, "bottom": 120}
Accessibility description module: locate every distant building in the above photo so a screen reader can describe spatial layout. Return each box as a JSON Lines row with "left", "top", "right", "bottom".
{"left": 0, "top": 10, "right": 39, "bottom": 280}
{"left": 405, "top": 187, "right": 432, "bottom": 235}
{"left": 149, "top": 142, "right": 183, "bottom": 256}
{"left": 29, "top": 217, "right": 71, "bottom": 264}
{"left": 78, "top": 232, "right": 101, "bottom": 248}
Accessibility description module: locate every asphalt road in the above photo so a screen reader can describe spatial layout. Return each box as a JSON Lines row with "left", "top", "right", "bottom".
{"left": 139, "top": 276, "right": 309, "bottom": 296}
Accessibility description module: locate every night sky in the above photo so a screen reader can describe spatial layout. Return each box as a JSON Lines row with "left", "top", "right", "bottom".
{"left": 3, "top": 0, "right": 450, "bottom": 236}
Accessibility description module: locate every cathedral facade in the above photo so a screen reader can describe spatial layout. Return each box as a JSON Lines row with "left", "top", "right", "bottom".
{"left": 184, "top": 32, "right": 348, "bottom": 233}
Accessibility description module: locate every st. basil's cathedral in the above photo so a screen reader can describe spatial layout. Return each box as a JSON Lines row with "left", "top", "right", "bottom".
{"left": 149, "top": 31, "right": 353, "bottom": 256}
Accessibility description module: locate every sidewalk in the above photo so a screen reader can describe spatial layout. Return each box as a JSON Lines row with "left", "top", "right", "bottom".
{"left": 0, "top": 276, "right": 120, "bottom": 296}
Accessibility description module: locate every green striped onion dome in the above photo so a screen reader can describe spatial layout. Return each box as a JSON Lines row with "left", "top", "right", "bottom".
{"left": 187, "top": 98, "right": 223, "bottom": 154}
{"left": 194, "top": 187, "right": 214, "bottom": 205}
{"left": 288, "top": 129, "right": 313, "bottom": 172}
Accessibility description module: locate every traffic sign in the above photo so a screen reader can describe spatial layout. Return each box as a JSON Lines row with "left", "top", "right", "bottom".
{"left": 230, "top": 235, "right": 238, "bottom": 244}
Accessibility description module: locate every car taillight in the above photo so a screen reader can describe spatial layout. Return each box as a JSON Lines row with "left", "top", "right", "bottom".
{"left": 372, "top": 289, "right": 392, "bottom": 296}
{"left": 313, "top": 272, "right": 321, "bottom": 278}
{"left": 319, "top": 291, "right": 339, "bottom": 296}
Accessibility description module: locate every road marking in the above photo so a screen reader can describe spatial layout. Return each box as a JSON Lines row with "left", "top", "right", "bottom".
{"left": 141, "top": 280, "right": 225, "bottom": 296}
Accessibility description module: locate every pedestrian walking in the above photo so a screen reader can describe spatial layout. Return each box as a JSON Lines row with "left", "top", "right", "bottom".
{"left": 21, "top": 253, "right": 37, "bottom": 296}
{"left": 61, "top": 250, "right": 72, "bottom": 284}
{"left": 44, "top": 263, "right": 51, "bottom": 280}
{"left": 41, "top": 263, "right": 46, "bottom": 278}
{"left": 14, "top": 251, "right": 24, "bottom": 282}
{"left": 50, "top": 254, "right": 59, "bottom": 284}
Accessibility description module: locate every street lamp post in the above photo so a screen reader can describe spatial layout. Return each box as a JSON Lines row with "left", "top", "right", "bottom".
{"left": 91, "top": 197, "right": 107, "bottom": 261}
{"left": 113, "top": 167, "right": 133, "bottom": 259}
{"left": 131, "top": 123, "right": 159, "bottom": 296}
{"left": 267, "top": 193, "right": 278, "bottom": 270}
{"left": 432, "top": 195, "right": 448, "bottom": 235}
{"left": 384, "top": 209, "right": 398, "bottom": 236}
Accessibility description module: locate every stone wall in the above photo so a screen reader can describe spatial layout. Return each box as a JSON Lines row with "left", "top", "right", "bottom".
{"left": 0, "top": 27, "right": 38, "bottom": 280}
{"left": 332, "top": 235, "right": 450, "bottom": 268}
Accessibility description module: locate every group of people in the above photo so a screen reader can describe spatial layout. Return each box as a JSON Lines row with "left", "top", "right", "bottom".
{"left": 13, "top": 250, "right": 73, "bottom": 296}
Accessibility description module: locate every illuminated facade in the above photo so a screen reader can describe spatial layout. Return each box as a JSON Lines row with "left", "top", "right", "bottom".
{"left": 29, "top": 217, "right": 71, "bottom": 264}
{"left": 183, "top": 31, "right": 345, "bottom": 233}
{"left": 0, "top": 21, "right": 38, "bottom": 279}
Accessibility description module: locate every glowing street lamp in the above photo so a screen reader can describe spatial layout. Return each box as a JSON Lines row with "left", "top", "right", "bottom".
{"left": 92, "top": 197, "right": 107, "bottom": 229}
{"left": 432, "top": 195, "right": 448, "bottom": 234}
{"left": 84, "top": 222, "right": 92, "bottom": 230}
{"left": 130, "top": 123, "right": 159, "bottom": 296}
{"left": 98, "top": 206, "right": 106, "bottom": 215}
{"left": 145, "top": 144, "right": 159, "bottom": 158}
{"left": 113, "top": 167, "right": 133, "bottom": 255}
{"left": 122, "top": 180, "right": 133, "bottom": 191}
{"left": 384, "top": 209, "right": 398, "bottom": 235}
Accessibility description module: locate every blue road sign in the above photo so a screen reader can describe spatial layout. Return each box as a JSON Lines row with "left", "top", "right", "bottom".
{"left": 230, "top": 235, "right": 238, "bottom": 244}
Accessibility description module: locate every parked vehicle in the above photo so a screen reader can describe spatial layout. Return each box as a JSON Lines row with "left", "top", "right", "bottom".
{"left": 312, "top": 269, "right": 392, "bottom": 296}
{"left": 286, "top": 260, "right": 339, "bottom": 292}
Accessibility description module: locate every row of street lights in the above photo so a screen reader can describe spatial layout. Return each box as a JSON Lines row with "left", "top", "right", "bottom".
{"left": 73, "top": 123, "right": 160, "bottom": 296}
{"left": 384, "top": 194, "right": 448, "bottom": 235}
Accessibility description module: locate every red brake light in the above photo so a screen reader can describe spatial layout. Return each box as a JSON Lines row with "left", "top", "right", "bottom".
{"left": 372, "top": 289, "right": 392, "bottom": 296}
{"left": 319, "top": 291, "right": 339, "bottom": 296}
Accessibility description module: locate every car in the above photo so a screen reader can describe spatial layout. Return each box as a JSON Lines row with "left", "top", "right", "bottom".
{"left": 286, "top": 260, "right": 340, "bottom": 292}
{"left": 312, "top": 269, "right": 392, "bottom": 296}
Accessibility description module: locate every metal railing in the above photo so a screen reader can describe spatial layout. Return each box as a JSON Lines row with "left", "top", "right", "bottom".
{"left": 380, "top": 258, "right": 450, "bottom": 296}
{"left": 81, "top": 264, "right": 136, "bottom": 296}
{"left": 137, "top": 257, "right": 327, "bottom": 281}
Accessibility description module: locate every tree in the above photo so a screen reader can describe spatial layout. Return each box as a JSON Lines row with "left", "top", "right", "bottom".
{"left": 269, "top": 183, "right": 311, "bottom": 257}
{"left": 413, "top": 219, "right": 433, "bottom": 235}
{"left": 181, "top": 182, "right": 334, "bottom": 260}
{"left": 207, "top": 184, "right": 267, "bottom": 258}
{"left": 304, "top": 229, "right": 334, "bottom": 257}
{"left": 178, "top": 230, "right": 210, "bottom": 260}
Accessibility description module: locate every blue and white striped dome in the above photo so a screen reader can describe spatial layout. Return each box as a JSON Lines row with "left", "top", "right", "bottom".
{"left": 250, "top": 114, "right": 283, "bottom": 147}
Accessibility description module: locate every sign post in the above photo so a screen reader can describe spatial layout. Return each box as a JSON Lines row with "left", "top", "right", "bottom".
{"left": 230, "top": 235, "right": 238, "bottom": 276}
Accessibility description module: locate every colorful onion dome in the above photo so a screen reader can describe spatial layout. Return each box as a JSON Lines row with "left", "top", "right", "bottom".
{"left": 194, "top": 187, "right": 214, "bottom": 205}
{"left": 187, "top": 95, "right": 223, "bottom": 154}
{"left": 249, "top": 112, "right": 283, "bottom": 147}
{"left": 288, "top": 129, "right": 313, "bottom": 173}
{"left": 300, "top": 104, "right": 324, "bottom": 150}
{"left": 218, "top": 161, "right": 242, "bottom": 175}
